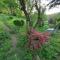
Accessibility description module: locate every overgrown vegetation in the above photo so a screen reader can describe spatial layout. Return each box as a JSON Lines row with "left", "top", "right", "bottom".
{"left": 0, "top": 0, "right": 60, "bottom": 60}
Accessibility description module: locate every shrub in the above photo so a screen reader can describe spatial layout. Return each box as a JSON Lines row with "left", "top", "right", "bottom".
{"left": 13, "top": 20, "right": 24, "bottom": 27}
{"left": 9, "top": 16, "right": 13, "bottom": 19}
{"left": 0, "top": 32, "right": 11, "bottom": 60}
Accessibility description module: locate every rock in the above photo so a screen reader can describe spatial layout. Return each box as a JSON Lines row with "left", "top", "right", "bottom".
{"left": 46, "top": 28, "right": 55, "bottom": 33}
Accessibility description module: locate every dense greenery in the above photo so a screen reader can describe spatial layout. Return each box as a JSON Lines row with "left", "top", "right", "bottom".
{"left": 0, "top": 13, "right": 60, "bottom": 60}
{"left": 0, "top": 0, "right": 60, "bottom": 60}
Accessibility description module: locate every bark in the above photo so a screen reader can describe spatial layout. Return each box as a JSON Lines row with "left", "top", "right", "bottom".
{"left": 19, "top": 0, "right": 32, "bottom": 34}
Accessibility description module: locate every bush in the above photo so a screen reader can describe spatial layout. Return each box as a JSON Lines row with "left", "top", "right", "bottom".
{"left": 13, "top": 20, "right": 24, "bottom": 27}
{"left": 0, "top": 32, "right": 11, "bottom": 60}
{"left": 9, "top": 16, "right": 13, "bottom": 19}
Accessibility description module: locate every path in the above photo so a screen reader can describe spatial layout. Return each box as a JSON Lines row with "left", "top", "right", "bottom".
{"left": 3, "top": 23, "right": 18, "bottom": 50}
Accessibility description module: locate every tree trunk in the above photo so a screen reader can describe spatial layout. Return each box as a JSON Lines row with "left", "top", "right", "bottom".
{"left": 34, "top": 10, "right": 44, "bottom": 28}
{"left": 37, "top": 10, "right": 44, "bottom": 27}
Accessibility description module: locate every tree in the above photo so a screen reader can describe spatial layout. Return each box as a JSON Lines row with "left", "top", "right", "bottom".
{"left": 3, "top": 0, "right": 18, "bottom": 15}
{"left": 34, "top": 0, "right": 46, "bottom": 27}
{"left": 19, "top": 0, "right": 34, "bottom": 33}
{"left": 18, "top": 0, "right": 37, "bottom": 60}
{"left": 18, "top": 0, "right": 48, "bottom": 60}
{"left": 47, "top": 0, "right": 60, "bottom": 9}
{"left": 0, "top": 0, "right": 7, "bottom": 13}
{"left": 47, "top": 0, "right": 60, "bottom": 29}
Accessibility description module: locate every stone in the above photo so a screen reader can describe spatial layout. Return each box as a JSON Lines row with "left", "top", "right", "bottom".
{"left": 46, "top": 28, "right": 55, "bottom": 33}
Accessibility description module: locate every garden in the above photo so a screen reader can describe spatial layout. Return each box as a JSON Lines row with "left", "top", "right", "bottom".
{"left": 0, "top": 0, "right": 60, "bottom": 60}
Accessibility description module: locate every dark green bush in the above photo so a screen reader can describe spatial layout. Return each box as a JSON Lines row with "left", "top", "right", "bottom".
{"left": 9, "top": 16, "right": 13, "bottom": 19}
{"left": 13, "top": 20, "right": 24, "bottom": 27}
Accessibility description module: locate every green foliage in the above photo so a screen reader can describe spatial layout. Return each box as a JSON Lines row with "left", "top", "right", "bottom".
{"left": 17, "top": 35, "right": 33, "bottom": 60}
{"left": 13, "top": 20, "right": 24, "bottom": 27}
{"left": 3, "top": 0, "right": 18, "bottom": 8}
{"left": 9, "top": 16, "right": 13, "bottom": 19}
{"left": 16, "top": 31, "right": 60, "bottom": 60}
{"left": 17, "top": 35, "right": 27, "bottom": 48}
{"left": 37, "top": 32, "right": 60, "bottom": 60}
{"left": 17, "top": 48, "right": 33, "bottom": 60}
{"left": 48, "top": 13, "right": 60, "bottom": 28}
{"left": 36, "top": 21, "right": 49, "bottom": 32}
{"left": 0, "top": 31, "right": 11, "bottom": 60}
{"left": 0, "top": 0, "right": 19, "bottom": 15}
{"left": 0, "top": 1, "right": 60, "bottom": 59}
